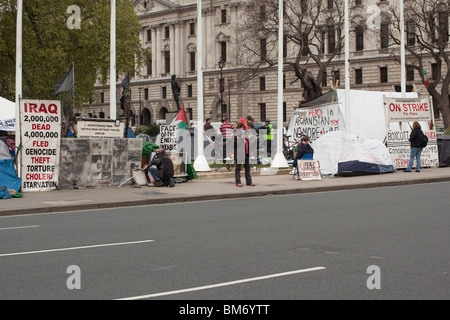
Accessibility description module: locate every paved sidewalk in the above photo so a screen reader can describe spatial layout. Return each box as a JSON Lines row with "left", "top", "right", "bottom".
{"left": 1, "top": 167, "right": 450, "bottom": 216}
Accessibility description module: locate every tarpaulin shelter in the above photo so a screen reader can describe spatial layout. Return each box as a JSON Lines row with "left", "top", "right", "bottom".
{"left": 438, "top": 136, "right": 450, "bottom": 167}
{"left": 0, "top": 159, "right": 21, "bottom": 199}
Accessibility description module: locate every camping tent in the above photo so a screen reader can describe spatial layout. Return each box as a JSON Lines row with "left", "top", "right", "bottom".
{"left": 0, "top": 96, "right": 16, "bottom": 131}
{"left": 287, "top": 89, "right": 419, "bottom": 143}
{"left": 313, "top": 131, "right": 395, "bottom": 176}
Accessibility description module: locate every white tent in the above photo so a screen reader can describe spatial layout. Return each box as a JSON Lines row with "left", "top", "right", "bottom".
{"left": 287, "top": 89, "right": 419, "bottom": 143}
{"left": 0, "top": 96, "right": 16, "bottom": 131}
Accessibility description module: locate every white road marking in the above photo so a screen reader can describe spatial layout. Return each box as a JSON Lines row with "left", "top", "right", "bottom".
{"left": 0, "top": 225, "right": 40, "bottom": 231}
{"left": 117, "top": 267, "right": 327, "bottom": 300}
{"left": 0, "top": 240, "right": 154, "bottom": 258}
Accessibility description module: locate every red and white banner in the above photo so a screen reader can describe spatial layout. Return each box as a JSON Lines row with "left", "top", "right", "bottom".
{"left": 20, "top": 100, "right": 61, "bottom": 192}
{"left": 385, "top": 97, "right": 432, "bottom": 122}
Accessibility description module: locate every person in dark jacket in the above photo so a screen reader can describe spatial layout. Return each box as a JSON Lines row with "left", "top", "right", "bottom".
{"left": 149, "top": 148, "right": 175, "bottom": 187}
{"left": 234, "top": 122, "right": 255, "bottom": 187}
{"left": 404, "top": 121, "right": 425, "bottom": 172}
{"left": 293, "top": 136, "right": 314, "bottom": 168}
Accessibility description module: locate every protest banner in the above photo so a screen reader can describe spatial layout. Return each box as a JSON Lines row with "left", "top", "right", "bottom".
{"left": 387, "top": 130, "right": 439, "bottom": 169}
{"left": 385, "top": 97, "right": 432, "bottom": 122}
{"left": 20, "top": 100, "right": 61, "bottom": 192}
{"left": 159, "top": 125, "right": 178, "bottom": 152}
{"left": 287, "top": 105, "right": 340, "bottom": 141}
{"left": 77, "top": 120, "right": 124, "bottom": 138}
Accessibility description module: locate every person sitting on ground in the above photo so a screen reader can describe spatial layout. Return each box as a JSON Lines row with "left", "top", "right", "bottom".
{"left": 148, "top": 148, "right": 175, "bottom": 187}
{"left": 293, "top": 136, "right": 314, "bottom": 170}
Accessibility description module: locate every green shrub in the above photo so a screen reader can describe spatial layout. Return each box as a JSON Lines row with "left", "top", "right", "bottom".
{"left": 136, "top": 123, "right": 161, "bottom": 137}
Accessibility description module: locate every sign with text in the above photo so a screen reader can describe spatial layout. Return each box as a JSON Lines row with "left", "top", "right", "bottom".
{"left": 287, "top": 105, "right": 340, "bottom": 141}
{"left": 20, "top": 100, "right": 61, "bottom": 192}
{"left": 385, "top": 97, "right": 432, "bottom": 122}
{"left": 387, "top": 130, "right": 439, "bottom": 169}
{"left": 160, "top": 125, "right": 178, "bottom": 152}
{"left": 0, "top": 118, "right": 15, "bottom": 131}
{"left": 296, "top": 160, "right": 322, "bottom": 181}
{"left": 77, "top": 120, "right": 124, "bottom": 138}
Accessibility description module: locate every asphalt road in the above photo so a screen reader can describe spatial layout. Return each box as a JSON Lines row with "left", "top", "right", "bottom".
{"left": 0, "top": 182, "right": 449, "bottom": 301}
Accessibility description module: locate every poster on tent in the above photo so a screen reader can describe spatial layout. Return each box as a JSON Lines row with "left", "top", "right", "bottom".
{"left": 0, "top": 118, "right": 15, "bottom": 132}
{"left": 386, "top": 130, "right": 439, "bottom": 169}
{"left": 287, "top": 105, "right": 340, "bottom": 142}
{"left": 20, "top": 100, "right": 61, "bottom": 192}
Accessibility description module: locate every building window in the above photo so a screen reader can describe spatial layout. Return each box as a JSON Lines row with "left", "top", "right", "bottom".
{"left": 259, "top": 103, "right": 266, "bottom": 121}
{"left": 165, "top": 26, "right": 170, "bottom": 39}
{"left": 100, "top": 92, "right": 104, "bottom": 104}
{"left": 355, "top": 68, "right": 363, "bottom": 85}
{"left": 327, "top": 0, "right": 334, "bottom": 10}
{"left": 144, "top": 88, "right": 149, "bottom": 100}
{"left": 190, "top": 52, "right": 196, "bottom": 72}
{"left": 190, "top": 23, "right": 195, "bottom": 36}
{"left": 260, "top": 76, "right": 266, "bottom": 91}
{"left": 221, "top": 9, "right": 227, "bottom": 24}
{"left": 260, "top": 5, "right": 266, "bottom": 20}
{"left": 355, "top": 0, "right": 362, "bottom": 5}
{"left": 322, "top": 71, "right": 327, "bottom": 87}
{"left": 147, "top": 60, "right": 152, "bottom": 76}
{"left": 283, "top": 74, "right": 286, "bottom": 89}
{"left": 283, "top": 102, "right": 287, "bottom": 123}
{"left": 380, "top": 67, "right": 388, "bottom": 83}
{"left": 284, "top": 37, "right": 288, "bottom": 58}
{"left": 220, "top": 42, "right": 227, "bottom": 63}
{"left": 407, "top": 21, "right": 416, "bottom": 46}
{"left": 165, "top": 51, "right": 170, "bottom": 74}
{"left": 301, "top": 0, "right": 308, "bottom": 14}
{"left": 381, "top": 24, "right": 389, "bottom": 49}
{"left": 328, "top": 25, "right": 335, "bottom": 54}
{"left": 407, "top": 66, "right": 415, "bottom": 81}
{"left": 439, "top": 11, "right": 449, "bottom": 43}
{"left": 162, "top": 86, "right": 167, "bottom": 99}
{"left": 260, "top": 38, "right": 267, "bottom": 61}
{"left": 302, "top": 34, "right": 308, "bottom": 56}
{"left": 188, "top": 85, "right": 193, "bottom": 98}
{"left": 333, "top": 70, "right": 340, "bottom": 84}
{"left": 147, "top": 29, "right": 152, "bottom": 42}
{"left": 431, "top": 63, "right": 438, "bottom": 80}
{"left": 356, "top": 27, "right": 364, "bottom": 51}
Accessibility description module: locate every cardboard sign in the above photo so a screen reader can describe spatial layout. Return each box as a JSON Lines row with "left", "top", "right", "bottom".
{"left": 387, "top": 130, "right": 439, "bottom": 169}
{"left": 296, "top": 160, "right": 322, "bottom": 181}
{"left": 385, "top": 97, "right": 432, "bottom": 122}
{"left": 77, "top": 120, "right": 124, "bottom": 138}
{"left": 160, "top": 125, "right": 178, "bottom": 152}
{"left": 287, "top": 105, "right": 340, "bottom": 141}
{"left": 20, "top": 100, "right": 61, "bottom": 192}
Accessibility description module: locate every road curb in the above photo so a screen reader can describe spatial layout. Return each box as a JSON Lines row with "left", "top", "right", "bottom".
{"left": 2, "top": 176, "right": 449, "bottom": 217}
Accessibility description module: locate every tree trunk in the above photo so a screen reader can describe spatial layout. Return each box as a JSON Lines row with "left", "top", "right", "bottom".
{"left": 440, "top": 98, "right": 450, "bottom": 129}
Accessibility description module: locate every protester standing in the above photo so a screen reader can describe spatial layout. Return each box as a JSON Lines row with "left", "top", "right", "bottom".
{"left": 234, "top": 122, "right": 255, "bottom": 187}
{"left": 404, "top": 121, "right": 427, "bottom": 173}
{"left": 220, "top": 117, "right": 234, "bottom": 160}
{"left": 263, "top": 120, "right": 274, "bottom": 156}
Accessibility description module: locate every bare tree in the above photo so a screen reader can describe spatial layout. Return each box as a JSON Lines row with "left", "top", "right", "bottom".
{"left": 389, "top": 0, "right": 450, "bottom": 128}
{"left": 235, "top": 0, "right": 348, "bottom": 102}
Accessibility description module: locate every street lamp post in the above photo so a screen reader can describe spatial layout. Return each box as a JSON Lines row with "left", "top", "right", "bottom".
{"left": 138, "top": 87, "right": 142, "bottom": 125}
{"left": 218, "top": 60, "right": 225, "bottom": 122}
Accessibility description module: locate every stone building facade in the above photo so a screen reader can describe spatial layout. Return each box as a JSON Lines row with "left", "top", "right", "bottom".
{"left": 84, "top": 0, "right": 448, "bottom": 129}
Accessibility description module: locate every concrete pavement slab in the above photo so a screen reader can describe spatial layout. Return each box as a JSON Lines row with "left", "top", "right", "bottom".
{"left": 1, "top": 167, "right": 450, "bottom": 216}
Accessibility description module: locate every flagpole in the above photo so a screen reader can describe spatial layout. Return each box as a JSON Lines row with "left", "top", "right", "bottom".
{"left": 344, "top": 0, "right": 351, "bottom": 134}
{"left": 400, "top": 0, "right": 406, "bottom": 98}
{"left": 15, "top": 0, "right": 23, "bottom": 179}
{"left": 271, "top": 0, "right": 289, "bottom": 169}
{"left": 110, "top": 0, "right": 117, "bottom": 120}
{"left": 193, "top": 0, "right": 210, "bottom": 172}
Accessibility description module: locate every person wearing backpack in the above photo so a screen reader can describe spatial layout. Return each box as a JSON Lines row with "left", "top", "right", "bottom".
{"left": 404, "top": 121, "right": 428, "bottom": 173}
